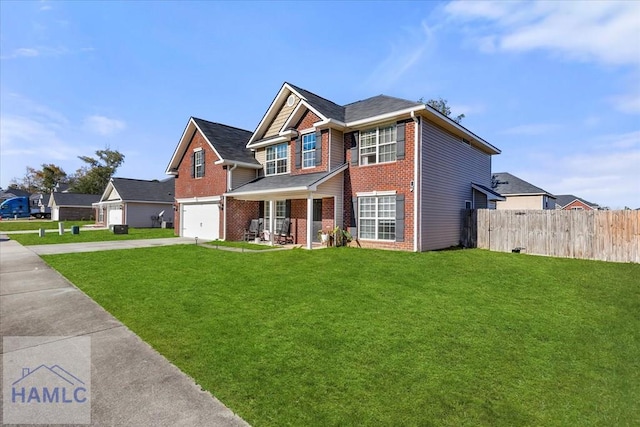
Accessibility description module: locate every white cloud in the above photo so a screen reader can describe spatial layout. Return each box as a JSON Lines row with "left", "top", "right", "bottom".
{"left": 39, "top": 0, "right": 52, "bottom": 11}
{"left": 610, "top": 93, "right": 640, "bottom": 114}
{"left": 517, "top": 130, "right": 640, "bottom": 208}
{"left": 444, "top": 0, "right": 640, "bottom": 68}
{"left": 365, "top": 21, "right": 437, "bottom": 89}
{"left": 83, "top": 115, "right": 126, "bottom": 136}
{"left": 0, "top": 115, "right": 76, "bottom": 161}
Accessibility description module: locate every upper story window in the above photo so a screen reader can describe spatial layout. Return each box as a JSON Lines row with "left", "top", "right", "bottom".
{"left": 360, "top": 125, "right": 396, "bottom": 165}
{"left": 302, "top": 133, "right": 316, "bottom": 168}
{"left": 193, "top": 149, "right": 204, "bottom": 178}
{"left": 266, "top": 143, "right": 288, "bottom": 175}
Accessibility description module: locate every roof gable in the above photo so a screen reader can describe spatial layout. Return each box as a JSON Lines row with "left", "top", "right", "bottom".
{"left": 491, "top": 172, "right": 554, "bottom": 196}
{"left": 49, "top": 192, "right": 100, "bottom": 207}
{"left": 248, "top": 83, "right": 344, "bottom": 146}
{"left": 344, "top": 95, "right": 421, "bottom": 123}
{"left": 166, "top": 118, "right": 257, "bottom": 174}
{"left": 554, "top": 194, "right": 599, "bottom": 209}
{"left": 100, "top": 177, "right": 175, "bottom": 203}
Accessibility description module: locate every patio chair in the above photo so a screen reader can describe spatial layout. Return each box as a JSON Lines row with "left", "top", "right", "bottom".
{"left": 274, "top": 217, "right": 293, "bottom": 245}
{"left": 243, "top": 219, "right": 261, "bottom": 241}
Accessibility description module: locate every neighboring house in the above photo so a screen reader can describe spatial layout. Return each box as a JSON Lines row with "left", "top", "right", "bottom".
{"left": 554, "top": 194, "right": 600, "bottom": 210}
{"left": 29, "top": 193, "right": 52, "bottom": 216}
{"left": 48, "top": 193, "right": 99, "bottom": 221}
{"left": 492, "top": 172, "right": 556, "bottom": 210}
{"left": 166, "top": 82, "right": 504, "bottom": 251}
{"left": 93, "top": 177, "right": 175, "bottom": 227}
{"left": 0, "top": 187, "right": 31, "bottom": 202}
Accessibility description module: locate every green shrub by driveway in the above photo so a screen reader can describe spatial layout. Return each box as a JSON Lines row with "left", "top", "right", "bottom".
{"left": 42, "top": 247, "right": 640, "bottom": 426}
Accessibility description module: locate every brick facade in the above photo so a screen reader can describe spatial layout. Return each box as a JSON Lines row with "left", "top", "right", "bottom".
{"left": 173, "top": 130, "right": 227, "bottom": 236}
{"left": 58, "top": 207, "right": 94, "bottom": 221}
{"left": 344, "top": 120, "right": 416, "bottom": 251}
{"left": 226, "top": 199, "right": 260, "bottom": 241}
{"left": 290, "top": 110, "right": 328, "bottom": 177}
{"left": 562, "top": 200, "right": 593, "bottom": 211}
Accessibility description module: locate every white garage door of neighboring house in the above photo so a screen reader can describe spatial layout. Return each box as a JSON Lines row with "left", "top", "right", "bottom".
{"left": 182, "top": 203, "right": 219, "bottom": 240}
{"left": 108, "top": 206, "right": 123, "bottom": 226}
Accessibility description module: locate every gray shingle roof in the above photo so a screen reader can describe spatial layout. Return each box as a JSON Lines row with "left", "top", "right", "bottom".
{"left": 51, "top": 192, "right": 100, "bottom": 207}
{"left": 491, "top": 172, "right": 553, "bottom": 196}
{"left": 287, "top": 83, "right": 345, "bottom": 122}
{"left": 228, "top": 170, "right": 339, "bottom": 194}
{"left": 191, "top": 118, "right": 258, "bottom": 165}
{"left": 554, "top": 194, "right": 599, "bottom": 209}
{"left": 344, "top": 95, "right": 422, "bottom": 122}
{"left": 288, "top": 83, "right": 421, "bottom": 123}
{"left": 110, "top": 177, "right": 175, "bottom": 203}
{"left": 0, "top": 187, "right": 31, "bottom": 199}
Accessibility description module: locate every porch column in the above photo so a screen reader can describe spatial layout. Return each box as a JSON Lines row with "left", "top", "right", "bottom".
{"left": 306, "top": 194, "right": 313, "bottom": 250}
{"left": 269, "top": 199, "right": 275, "bottom": 244}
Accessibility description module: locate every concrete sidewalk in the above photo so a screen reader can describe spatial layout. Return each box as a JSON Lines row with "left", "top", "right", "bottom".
{"left": 0, "top": 237, "right": 249, "bottom": 426}
{"left": 27, "top": 237, "right": 198, "bottom": 255}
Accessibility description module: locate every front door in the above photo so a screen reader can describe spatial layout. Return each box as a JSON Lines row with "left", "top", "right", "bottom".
{"left": 312, "top": 199, "right": 322, "bottom": 242}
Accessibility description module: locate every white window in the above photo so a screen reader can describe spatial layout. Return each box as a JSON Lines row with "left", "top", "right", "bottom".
{"left": 194, "top": 150, "right": 204, "bottom": 178}
{"left": 266, "top": 143, "right": 288, "bottom": 175}
{"left": 302, "top": 133, "right": 316, "bottom": 168}
{"left": 264, "top": 200, "right": 287, "bottom": 231}
{"left": 359, "top": 195, "right": 396, "bottom": 240}
{"left": 571, "top": 206, "right": 584, "bottom": 210}
{"left": 360, "top": 125, "right": 396, "bottom": 165}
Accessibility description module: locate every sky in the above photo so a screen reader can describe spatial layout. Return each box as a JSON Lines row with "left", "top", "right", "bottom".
{"left": 1, "top": 0, "right": 639, "bottom": 209}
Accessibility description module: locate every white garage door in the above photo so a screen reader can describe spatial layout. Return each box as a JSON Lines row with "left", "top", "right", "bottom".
{"left": 182, "top": 203, "right": 219, "bottom": 240}
{"left": 108, "top": 206, "right": 123, "bottom": 226}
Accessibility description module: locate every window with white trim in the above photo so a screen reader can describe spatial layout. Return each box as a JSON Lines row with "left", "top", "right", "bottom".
{"left": 359, "top": 195, "right": 396, "bottom": 240}
{"left": 264, "top": 200, "right": 287, "bottom": 231}
{"left": 360, "top": 125, "right": 396, "bottom": 165}
{"left": 194, "top": 150, "right": 204, "bottom": 178}
{"left": 266, "top": 143, "right": 288, "bottom": 175}
{"left": 302, "top": 133, "right": 316, "bottom": 168}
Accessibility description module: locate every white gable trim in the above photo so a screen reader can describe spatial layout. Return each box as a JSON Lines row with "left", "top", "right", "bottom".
{"left": 165, "top": 118, "right": 224, "bottom": 174}
{"left": 247, "top": 83, "right": 329, "bottom": 147}
{"left": 97, "top": 179, "right": 119, "bottom": 203}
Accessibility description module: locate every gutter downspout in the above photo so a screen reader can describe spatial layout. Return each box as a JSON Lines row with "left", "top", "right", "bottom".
{"left": 224, "top": 163, "right": 238, "bottom": 241}
{"left": 411, "top": 111, "right": 420, "bottom": 252}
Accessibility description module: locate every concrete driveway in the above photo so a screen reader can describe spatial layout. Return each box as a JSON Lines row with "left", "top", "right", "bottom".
{"left": 0, "top": 237, "right": 249, "bottom": 426}
{"left": 27, "top": 237, "right": 197, "bottom": 255}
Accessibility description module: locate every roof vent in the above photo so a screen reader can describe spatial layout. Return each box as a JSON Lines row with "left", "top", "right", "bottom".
{"left": 286, "top": 94, "right": 296, "bottom": 107}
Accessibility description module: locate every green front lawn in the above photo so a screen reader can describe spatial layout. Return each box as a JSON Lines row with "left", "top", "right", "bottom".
{"left": 0, "top": 220, "right": 94, "bottom": 232}
{"left": 10, "top": 227, "right": 176, "bottom": 245}
{"left": 42, "top": 248, "right": 640, "bottom": 426}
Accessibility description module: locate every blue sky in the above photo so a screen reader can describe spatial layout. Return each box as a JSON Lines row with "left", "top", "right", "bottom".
{"left": 1, "top": 0, "right": 638, "bottom": 208}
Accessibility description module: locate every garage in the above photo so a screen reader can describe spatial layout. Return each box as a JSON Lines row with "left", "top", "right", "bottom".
{"left": 181, "top": 202, "right": 220, "bottom": 240}
{"left": 108, "top": 205, "right": 123, "bottom": 226}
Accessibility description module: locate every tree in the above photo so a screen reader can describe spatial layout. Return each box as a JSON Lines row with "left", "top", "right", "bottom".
{"left": 36, "top": 164, "right": 68, "bottom": 193}
{"left": 9, "top": 166, "right": 40, "bottom": 193}
{"left": 70, "top": 148, "right": 125, "bottom": 194}
{"left": 420, "top": 97, "right": 465, "bottom": 124}
{"left": 8, "top": 164, "right": 68, "bottom": 193}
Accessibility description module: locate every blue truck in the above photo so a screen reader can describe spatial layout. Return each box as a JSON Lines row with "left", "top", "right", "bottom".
{"left": 0, "top": 196, "right": 50, "bottom": 219}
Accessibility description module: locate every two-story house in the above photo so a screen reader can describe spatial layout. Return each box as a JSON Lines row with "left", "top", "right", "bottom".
{"left": 166, "top": 82, "right": 503, "bottom": 251}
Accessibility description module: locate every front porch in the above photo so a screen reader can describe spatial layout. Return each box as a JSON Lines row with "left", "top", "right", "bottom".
{"left": 223, "top": 167, "right": 347, "bottom": 250}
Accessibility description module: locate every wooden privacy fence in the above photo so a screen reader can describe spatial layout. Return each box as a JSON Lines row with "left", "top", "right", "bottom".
{"left": 470, "top": 209, "right": 639, "bottom": 263}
